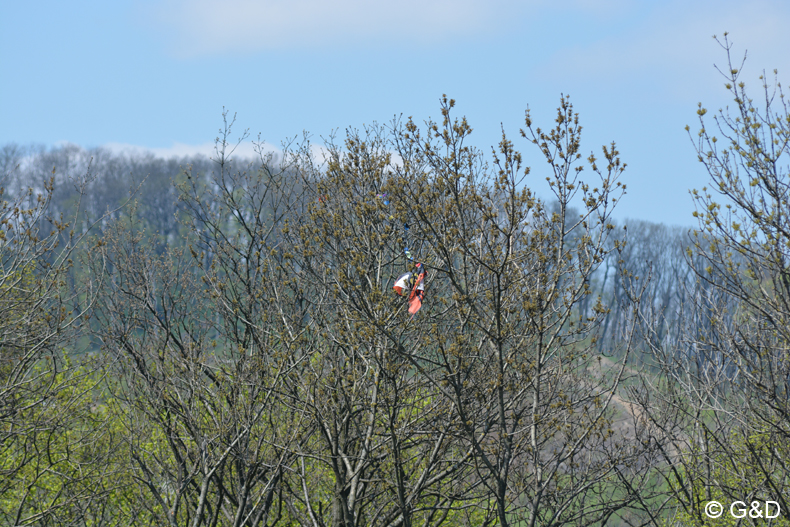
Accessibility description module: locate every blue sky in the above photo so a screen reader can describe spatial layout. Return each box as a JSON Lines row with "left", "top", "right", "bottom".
{"left": 2, "top": 0, "right": 789, "bottom": 226}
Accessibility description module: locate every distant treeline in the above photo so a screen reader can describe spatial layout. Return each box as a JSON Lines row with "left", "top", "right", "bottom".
{"left": 0, "top": 138, "right": 707, "bottom": 364}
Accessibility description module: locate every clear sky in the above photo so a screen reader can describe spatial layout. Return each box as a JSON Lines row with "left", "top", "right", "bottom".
{"left": 2, "top": 0, "right": 789, "bottom": 226}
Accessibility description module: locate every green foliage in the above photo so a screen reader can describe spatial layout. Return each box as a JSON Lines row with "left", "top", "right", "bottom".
{"left": 667, "top": 431, "right": 790, "bottom": 526}
{"left": 0, "top": 358, "right": 133, "bottom": 526}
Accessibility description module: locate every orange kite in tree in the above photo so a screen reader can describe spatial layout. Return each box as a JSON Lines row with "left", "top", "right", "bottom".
{"left": 393, "top": 262, "right": 427, "bottom": 315}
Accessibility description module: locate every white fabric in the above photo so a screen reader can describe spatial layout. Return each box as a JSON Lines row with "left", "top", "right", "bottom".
{"left": 393, "top": 272, "right": 424, "bottom": 294}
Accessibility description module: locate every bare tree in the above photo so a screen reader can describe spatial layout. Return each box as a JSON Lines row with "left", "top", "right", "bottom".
{"left": 278, "top": 126, "right": 485, "bottom": 527}
{"left": 378, "top": 96, "right": 651, "bottom": 526}
{"left": 0, "top": 160, "right": 130, "bottom": 525}
{"left": 629, "top": 35, "right": 790, "bottom": 525}
{"left": 89, "top": 116, "right": 305, "bottom": 527}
